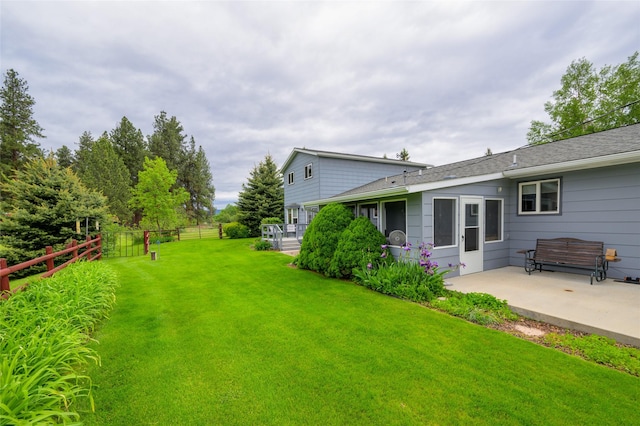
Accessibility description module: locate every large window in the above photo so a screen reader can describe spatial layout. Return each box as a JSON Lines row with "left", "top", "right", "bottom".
{"left": 304, "top": 163, "right": 313, "bottom": 179}
{"left": 383, "top": 200, "right": 406, "bottom": 244}
{"left": 485, "top": 199, "right": 503, "bottom": 242}
{"left": 433, "top": 198, "right": 456, "bottom": 247}
{"left": 287, "top": 208, "right": 298, "bottom": 224}
{"left": 519, "top": 178, "right": 560, "bottom": 214}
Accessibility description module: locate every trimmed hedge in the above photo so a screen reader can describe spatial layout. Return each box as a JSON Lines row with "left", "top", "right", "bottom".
{"left": 296, "top": 203, "right": 353, "bottom": 275}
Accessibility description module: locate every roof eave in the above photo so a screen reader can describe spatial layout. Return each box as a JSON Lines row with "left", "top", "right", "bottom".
{"left": 280, "top": 148, "right": 432, "bottom": 172}
{"left": 503, "top": 151, "right": 640, "bottom": 178}
{"left": 407, "top": 172, "right": 506, "bottom": 193}
{"left": 302, "top": 186, "right": 410, "bottom": 207}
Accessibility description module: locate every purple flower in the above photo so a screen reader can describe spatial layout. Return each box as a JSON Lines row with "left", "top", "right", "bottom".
{"left": 381, "top": 244, "right": 388, "bottom": 250}
{"left": 381, "top": 252, "right": 387, "bottom": 258}
{"left": 367, "top": 263, "right": 373, "bottom": 270}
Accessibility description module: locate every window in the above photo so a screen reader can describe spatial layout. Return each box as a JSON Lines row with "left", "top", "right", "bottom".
{"left": 287, "top": 208, "right": 298, "bottom": 224}
{"left": 485, "top": 199, "right": 503, "bottom": 242}
{"left": 383, "top": 200, "right": 406, "bottom": 244}
{"left": 287, "top": 172, "right": 294, "bottom": 185}
{"left": 518, "top": 178, "right": 560, "bottom": 214}
{"left": 433, "top": 198, "right": 456, "bottom": 247}
{"left": 304, "top": 163, "right": 313, "bottom": 179}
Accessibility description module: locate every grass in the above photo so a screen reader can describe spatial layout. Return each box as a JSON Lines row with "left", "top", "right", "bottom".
{"left": 0, "top": 261, "right": 118, "bottom": 424}
{"left": 80, "top": 239, "right": 639, "bottom": 425}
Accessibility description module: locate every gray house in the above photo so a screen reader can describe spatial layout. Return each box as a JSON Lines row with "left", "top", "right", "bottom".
{"left": 281, "top": 148, "right": 430, "bottom": 236}
{"left": 296, "top": 124, "right": 640, "bottom": 280}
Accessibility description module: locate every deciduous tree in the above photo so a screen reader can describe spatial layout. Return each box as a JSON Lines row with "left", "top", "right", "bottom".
{"left": 129, "top": 157, "right": 188, "bottom": 231}
{"left": 528, "top": 52, "right": 640, "bottom": 144}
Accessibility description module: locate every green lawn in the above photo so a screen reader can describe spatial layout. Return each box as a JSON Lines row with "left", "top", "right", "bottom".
{"left": 81, "top": 239, "right": 639, "bottom": 425}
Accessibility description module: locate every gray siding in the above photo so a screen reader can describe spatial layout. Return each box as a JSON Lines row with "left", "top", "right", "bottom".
{"left": 318, "top": 158, "right": 420, "bottom": 200}
{"left": 283, "top": 151, "right": 424, "bottom": 224}
{"left": 283, "top": 152, "right": 320, "bottom": 208}
{"left": 420, "top": 179, "right": 512, "bottom": 277}
{"left": 507, "top": 163, "right": 640, "bottom": 280}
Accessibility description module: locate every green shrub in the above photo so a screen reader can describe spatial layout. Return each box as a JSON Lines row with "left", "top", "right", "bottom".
{"left": 353, "top": 242, "right": 452, "bottom": 302}
{"left": 328, "top": 217, "right": 386, "bottom": 278}
{"left": 253, "top": 239, "right": 273, "bottom": 251}
{"left": 261, "top": 217, "right": 283, "bottom": 225}
{"left": 430, "top": 291, "right": 518, "bottom": 325}
{"left": 296, "top": 203, "right": 353, "bottom": 275}
{"left": 544, "top": 333, "right": 640, "bottom": 376}
{"left": 223, "top": 222, "right": 250, "bottom": 239}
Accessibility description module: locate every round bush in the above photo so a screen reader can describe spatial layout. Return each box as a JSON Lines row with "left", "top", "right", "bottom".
{"left": 297, "top": 203, "right": 353, "bottom": 275}
{"left": 328, "top": 217, "right": 386, "bottom": 278}
{"left": 223, "top": 222, "right": 250, "bottom": 239}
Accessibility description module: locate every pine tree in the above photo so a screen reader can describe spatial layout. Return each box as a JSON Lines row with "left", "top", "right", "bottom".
{"left": 110, "top": 116, "right": 147, "bottom": 185}
{"left": 77, "top": 134, "right": 132, "bottom": 223}
{"left": 0, "top": 156, "right": 110, "bottom": 267}
{"left": 55, "top": 145, "right": 74, "bottom": 168}
{"left": 147, "top": 111, "right": 186, "bottom": 172}
{"left": 179, "top": 138, "right": 215, "bottom": 224}
{"left": 0, "top": 69, "right": 44, "bottom": 182}
{"left": 237, "top": 154, "right": 284, "bottom": 237}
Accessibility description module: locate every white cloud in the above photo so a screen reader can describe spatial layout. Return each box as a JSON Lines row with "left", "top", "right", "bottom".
{"left": 2, "top": 1, "right": 638, "bottom": 203}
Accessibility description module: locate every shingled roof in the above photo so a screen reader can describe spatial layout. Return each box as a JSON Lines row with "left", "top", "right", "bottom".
{"left": 304, "top": 124, "right": 640, "bottom": 205}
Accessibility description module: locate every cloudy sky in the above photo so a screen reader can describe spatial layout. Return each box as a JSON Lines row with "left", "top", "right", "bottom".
{"left": 2, "top": 1, "right": 638, "bottom": 208}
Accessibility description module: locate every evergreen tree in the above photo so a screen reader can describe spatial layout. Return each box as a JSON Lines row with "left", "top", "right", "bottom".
{"left": 179, "top": 137, "right": 215, "bottom": 224}
{"left": 77, "top": 134, "right": 132, "bottom": 223}
{"left": 396, "top": 148, "right": 410, "bottom": 161}
{"left": 0, "top": 156, "right": 110, "bottom": 267}
{"left": 0, "top": 69, "right": 44, "bottom": 181}
{"left": 129, "top": 157, "right": 188, "bottom": 232}
{"left": 72, "top": 131, "right": 95, "bottom": 176}
{"left": 110, "top": 116, "right": 147, "bottom": 185}
{"left": 147, "top": 111, "right": 186, "bottom": 172}
{"left": 55, "top": 145, "right": 74, "bottom": 168}
{"left": 237, "top": 154, "right": 284, "bottom": 237}
{"left": 528, "top": 52, "right": 640, "bottom": 144}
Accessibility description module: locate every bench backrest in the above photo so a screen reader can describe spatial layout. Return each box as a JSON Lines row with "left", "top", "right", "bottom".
{"left": 535, "top": 238, "right": 604, "bottom": 267}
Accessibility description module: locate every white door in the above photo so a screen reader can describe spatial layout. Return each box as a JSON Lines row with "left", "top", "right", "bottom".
{"left": 459, "top": 197, "right": 483, "bottom": 275}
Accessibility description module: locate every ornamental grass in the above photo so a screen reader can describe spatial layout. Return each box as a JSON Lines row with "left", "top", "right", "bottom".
{"left": 0, "top": 261, "right": 118, "bottom": 424}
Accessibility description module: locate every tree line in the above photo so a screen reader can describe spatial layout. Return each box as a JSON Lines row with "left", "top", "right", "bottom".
{"left": 0, "top": 69, "right": 215, "bottom": 225}
{"left": 0, "top": 69, "right": 215, "bottom": 266}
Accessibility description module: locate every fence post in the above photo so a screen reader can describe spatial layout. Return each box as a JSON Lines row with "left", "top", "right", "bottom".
{"left": 0, "top": 258, "right": 9, "bottom": 293}
{"left": 218, "top": 223, "right": 223, "bottom": 239}
{"left": 72, "top": 239, "right": 78, "bottom": 259}
{"left": 96, "top": 233, "right": 102, "bottom": 259}
{"left": 144, "top": 230, "right": 150, "bottom": 255}
{"left": 45, "top": 246, "right": 54, "bottom": 272}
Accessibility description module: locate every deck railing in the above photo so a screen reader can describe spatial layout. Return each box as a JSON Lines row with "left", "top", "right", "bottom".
{"left": 261, "top": 224, "right": 284, "bottom": 250}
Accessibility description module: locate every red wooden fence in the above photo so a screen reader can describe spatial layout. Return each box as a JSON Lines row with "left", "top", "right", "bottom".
{"left": 0, "top": 234, "right": 102, "bottom": 298}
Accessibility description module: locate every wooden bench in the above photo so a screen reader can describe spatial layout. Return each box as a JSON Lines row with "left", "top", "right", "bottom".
{"left": 519, "top": 238, "right": 610, "bottom": 285}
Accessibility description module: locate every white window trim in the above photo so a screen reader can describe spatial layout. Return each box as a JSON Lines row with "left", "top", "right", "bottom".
{"left": 484, "top": 198, "right": 504, "bottom": 244}
{"left": 287, "top": 208, "right": 299, "bottom": 224}
{"left": 432, "top": 197, "right": 458, "bottom": 249}
{"left": 518, "top": 178, "right": 561, "bottom": 215}
{"left": 304, "top": 163, "right": 313, "bottom": 180}
{"left": 287, "top": 172, "right": 294, "bottom": 185}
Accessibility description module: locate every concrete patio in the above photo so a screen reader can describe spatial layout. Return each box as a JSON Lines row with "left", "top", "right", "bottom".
{"left": 445, "top": 266, "right": 640, "bottom": 347}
